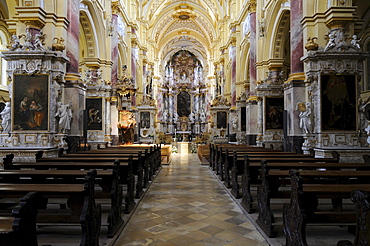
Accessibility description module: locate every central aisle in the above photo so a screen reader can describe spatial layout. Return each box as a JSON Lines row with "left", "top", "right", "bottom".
{"left": 113, "top": 153, "right": 269, "bottom": 246}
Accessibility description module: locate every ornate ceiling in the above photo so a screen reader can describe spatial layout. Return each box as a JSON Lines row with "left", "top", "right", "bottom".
{"left": 138, "top": 0, "right": 229, "bottom": 68}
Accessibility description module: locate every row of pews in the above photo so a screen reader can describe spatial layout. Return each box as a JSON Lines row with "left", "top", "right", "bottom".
{"left": 207, "top": 143, "right": 370, "bottom": 246}
{"left": 0, "top": 144, "right": 162, "bottom": 246}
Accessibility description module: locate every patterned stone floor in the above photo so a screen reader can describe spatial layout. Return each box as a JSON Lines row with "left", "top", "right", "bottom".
{"left": 113, "top": 153, "right": 269, "bottom": 246}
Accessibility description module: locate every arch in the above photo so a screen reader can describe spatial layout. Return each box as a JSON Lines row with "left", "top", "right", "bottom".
{"left": 271, "top": 10, "right": 291, "bottom": 60}
{"left": 79, "top": 10, "right": 98, "bottom": 58}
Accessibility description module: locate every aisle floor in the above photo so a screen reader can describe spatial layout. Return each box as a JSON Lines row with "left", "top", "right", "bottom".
{"left": 113, "top": 153, "right": 269, "bottom": 246}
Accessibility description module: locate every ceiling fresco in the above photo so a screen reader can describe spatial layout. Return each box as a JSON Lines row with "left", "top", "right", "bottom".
{"left": 138, "top": 0, "right": 229, "bottom": 68}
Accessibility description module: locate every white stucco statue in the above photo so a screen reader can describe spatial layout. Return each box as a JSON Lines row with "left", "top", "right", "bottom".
{"left": 162, "top": 110, "right": 168, "bottom": 122}
{"left": 189, "top": 112, "right": 195, "bottom": 123}
{"left": 358, "top": 98, "right": 369, "bottom": 132}
{"left": 297, "top": 102, "right": 311, "bottom": 134}
{"left": 0, "top": 102, "right": 11, "bottom": 133}
{"left": 173, "top": 112, "right": 179, "bottom": 123}
{"left": 200, "top": 110, "right": 206, "bottom": 122}
{"left": 231, "top": 115, "right": 238, "bottom": 129}
{"left": 55, "top": 102, "right": 73, "bottom": 133}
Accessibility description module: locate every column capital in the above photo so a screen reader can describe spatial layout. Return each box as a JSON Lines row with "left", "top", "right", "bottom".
{"left": 247, "top": 0, "right": 256, "bottom": 13}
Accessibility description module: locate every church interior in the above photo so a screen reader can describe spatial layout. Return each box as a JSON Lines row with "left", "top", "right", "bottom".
{"left": 1, "top": 0, "right": 370, "bottom": 245}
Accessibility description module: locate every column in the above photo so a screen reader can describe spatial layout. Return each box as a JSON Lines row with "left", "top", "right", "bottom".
{"left": 290, "top": 0, "right": 304, "bottom": 75}
{"left": 64, "top": 0, "right": 84, "bottom": 138}
{"left": 245, "top": 0, "right": 258, "bottom": 145}
{"left": 248, "top": 4, "right": 257, "bottom": 96}
{"left": 111, "top": 14, "right": 119, "bottom": 87}
{"left": 231, "top": 41, "right": 237, "bottom": 107}
{"left": 284, "top": 0, "right": 305, "bottom": 151}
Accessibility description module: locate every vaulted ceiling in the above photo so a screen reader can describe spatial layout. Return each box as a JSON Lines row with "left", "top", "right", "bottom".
{"left": 138, "top": 0, "right": 230, "bottom": 70}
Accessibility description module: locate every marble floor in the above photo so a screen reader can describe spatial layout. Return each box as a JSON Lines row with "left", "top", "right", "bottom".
{"left": 33, "top": 152, "right": 357, "bottom": 246}
{"left": 112, "top": 153, "right": 269, "bottom": 246}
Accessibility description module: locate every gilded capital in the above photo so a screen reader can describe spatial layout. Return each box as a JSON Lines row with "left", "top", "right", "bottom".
{"left": 247, "top": 0, "right": 256, "bottom": 13}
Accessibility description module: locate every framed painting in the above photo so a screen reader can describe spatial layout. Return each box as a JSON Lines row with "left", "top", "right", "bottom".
{"left": 265, "top": 97, "right": 284, "bottom": 130}
{"left": 86, "top": 98, "right": 103, "bottom": 131}
{"left": 217, "top": 111, "right": 227, "bottom": 129}
{"left": 321, "top": 75, "right": 356, "bottom": 130}
{"left": 13, "top": 74, "right": 49, "bottom": 131}
{"left": 140, "top": 112, "right": 150, "bottom": 128}
{"left": 177, "top": 91, "right": 191, "bottom": 117}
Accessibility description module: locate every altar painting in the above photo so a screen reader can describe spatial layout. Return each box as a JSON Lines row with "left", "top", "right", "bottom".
{"left": 13, "top": 74, "right": 49, "bottom": 131}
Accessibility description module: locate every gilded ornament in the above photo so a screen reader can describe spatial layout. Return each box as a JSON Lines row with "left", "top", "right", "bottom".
{"left": 305, "top": 37, "right": 319, "bottom": 51}
{"left": 52, "top": 37, "right": 66, "bottom": 52}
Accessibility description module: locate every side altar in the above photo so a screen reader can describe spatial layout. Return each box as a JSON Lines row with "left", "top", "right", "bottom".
{"left": 0, "top": 28, "right": 70, "bottom": 161}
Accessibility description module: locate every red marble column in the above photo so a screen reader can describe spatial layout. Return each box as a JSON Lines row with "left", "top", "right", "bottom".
{"left": 231, "top": 45, "right": 237, "bottom": 106}
{"left": 249, "top": 12, "right": 257, "bottom": 96}
{"left": 111, "top": 14, "right": 118, "bottom": 87}
{"left": 66, "top": 0, "right": 80, "bottom": 76}
{"left": 290, "top": 0, "right": 304, "bottom": 74}
{"left": 131, "top": 41, "right": 137, "bottom": 106}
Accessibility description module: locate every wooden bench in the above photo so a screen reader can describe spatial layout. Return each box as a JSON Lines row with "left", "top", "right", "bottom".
{"left": 238, "top": 152, "right": 365, "bottom": 215}
{"left": 337, "top": 190, "right": 370, "bottom": 246}
{"left": 75, "top": 144, "right": 164, "bottom": 167}
{"left": 227, "top": 151, "right": 339, "bottom": 198}
{"left": 56, "top": 147, "right": 161, "bottom": 191}
{"left": 3, "top": 154, "right": 136, "bottom": 215}
{"left": 0, "top": 170, "right": 101, "bottom": 246}
{"left": 209, "top": 144, "right": 276, "bottom": 172}
{"left": 283, "top": 170, "right": 370, "bottom": 246}
{"left": 0, "top": 166, "right": 122, "bottom": 237}
{"left": 220, "top": 148, "right": 312, "bottom": 184}
{"left": 256, "top": 161, "right": 370, "bottom": 237}
{"left": 0, "top": 192, "right": 40, "bottom": 246}
{"left": 38, "top": 150, "right": 149, "bottom": 197}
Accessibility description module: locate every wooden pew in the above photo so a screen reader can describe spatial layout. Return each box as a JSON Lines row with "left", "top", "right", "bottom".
{"left": 0, "top": 166, "right": 123, "bottom": 237}
{"left": 35, "top": 151, "right": 146, "bottom": 201}
{"left": 257, "top": 161, "right": 370, "bottom": 237}
{"left": 222, "top": 149, "right": 313, "bottom": 186}
{"left": 214, "top": 145, "right": 304, "bottom": 181}
{"left": 283, "top": 170, "right": 370, "bottom": 246}
{"left": 227, "top": 151, "right": 339, "bottom": 198}
{"left": 4, "top": 154, "right": 136, "bottom": 215}
{"left": 76, "top": 144, "right": 163, "bottom": 168}
{"left": 0, "top": 192, "right": 40, "bottom": 246}
{"left": 337, "top": 190, "right": 370, "bottom": 246}
{"left": 52, "top": 151, "right": 147, "bottom": 198}
{"left": 0, "top": 170, "right": 101, "bottom": 246}
{"left": 55, "top": 146, "right": 160, "bottom": 191}
{"left": 239, "top": 153, "right": 368, "bottom": 215}
{"left": 209, "top": 144, "right": 274, "bottom": 172}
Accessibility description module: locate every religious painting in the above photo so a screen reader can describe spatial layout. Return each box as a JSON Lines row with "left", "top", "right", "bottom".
{"left": 13, "top": 74, "right": 49, "bottom": 131}
{"left": 321, "top": 75, "right": 356, "bottom": 130}
{"left": 177, "top": 91, "right": 190, "bottom": 117}
{"left": 86, "top": 98, "right": 103, "bottom": 131}
{"left": 140, "top": 112, "right": 150, "bottom": 128}
{"left": 265, "top": 97, "right": 284, "bottom": 130}
{"left": 217, "top": 111, "right": 227, "bottom": 129}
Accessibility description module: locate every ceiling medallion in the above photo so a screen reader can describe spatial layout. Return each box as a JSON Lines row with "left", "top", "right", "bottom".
{"left": 179, "top": 15, "right": 190, "bottom": 20}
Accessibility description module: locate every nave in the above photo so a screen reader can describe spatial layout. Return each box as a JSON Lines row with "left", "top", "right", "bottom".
{"left": 113, "top": 153, "right": 268, "bottom": 246}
